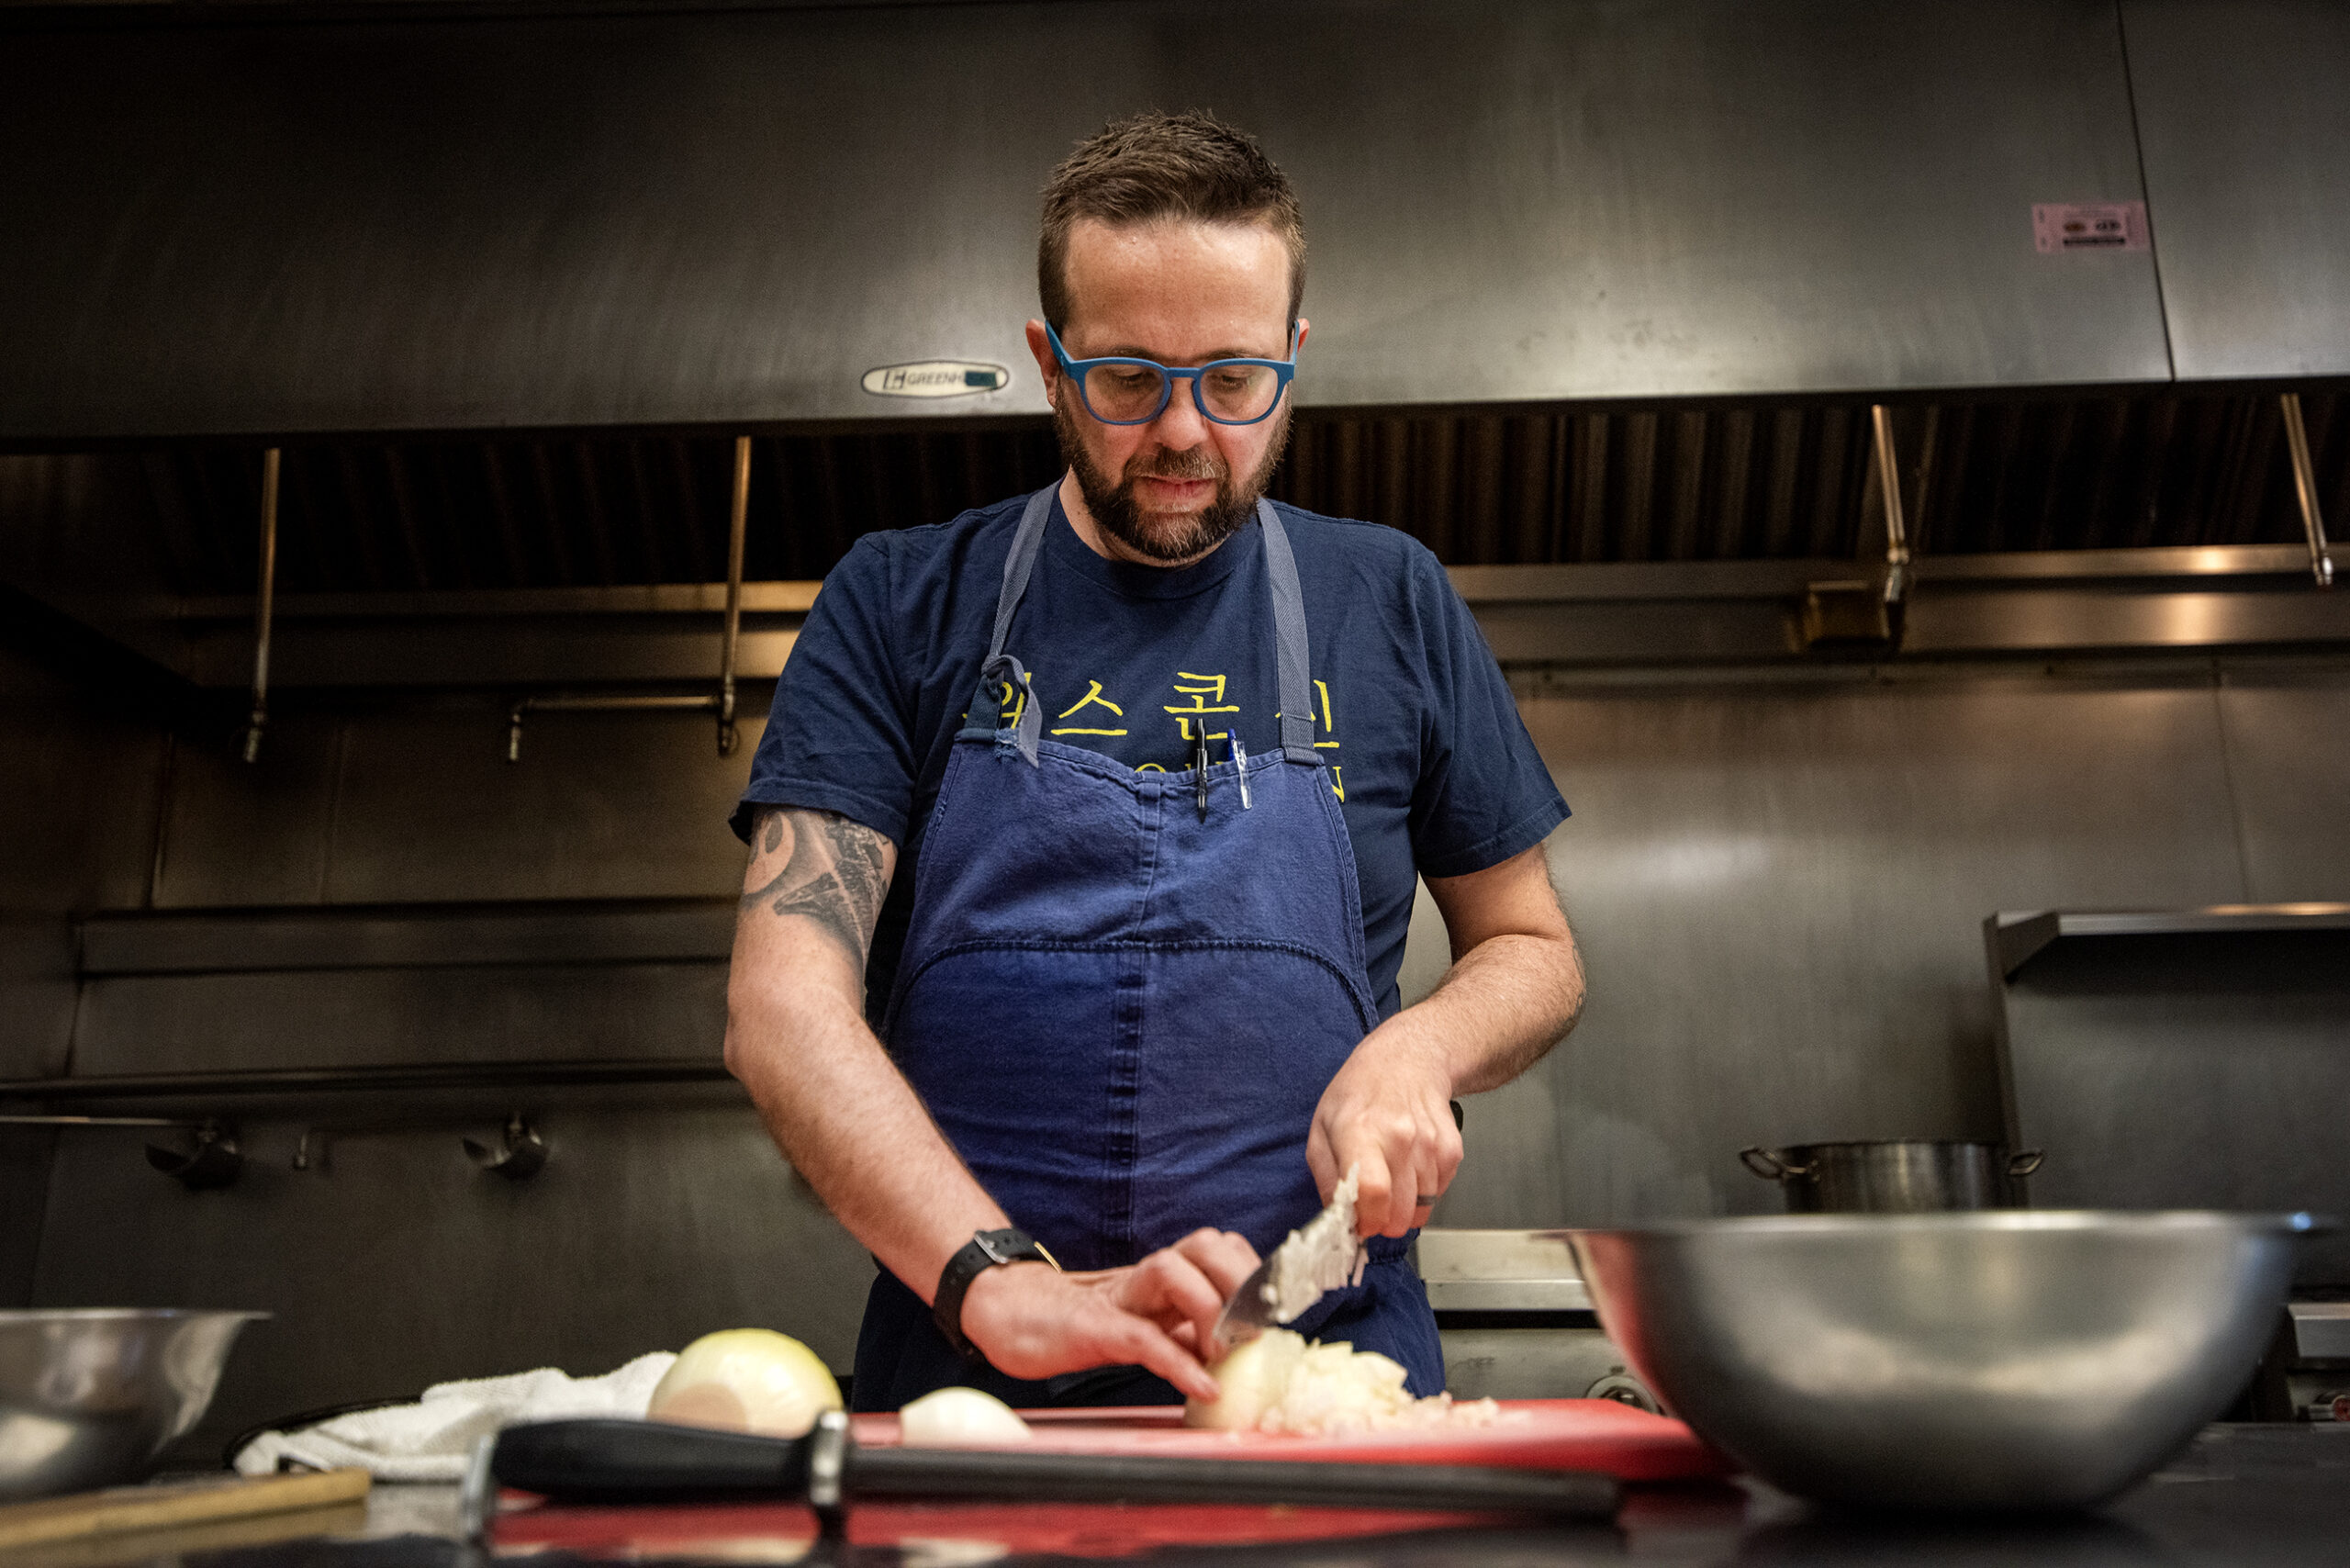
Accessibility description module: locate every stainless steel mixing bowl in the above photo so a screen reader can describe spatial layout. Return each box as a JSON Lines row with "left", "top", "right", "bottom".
{"left": 0, "top": 1309, "right": 267, "bottom": 1501}
{"left": 1567, "top": 1212, "right": 2325, "bottom": 1511}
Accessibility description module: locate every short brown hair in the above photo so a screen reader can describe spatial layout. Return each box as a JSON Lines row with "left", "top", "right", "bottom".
{"left": 1038, "top": 111, "right": 1305, "bottom": 333}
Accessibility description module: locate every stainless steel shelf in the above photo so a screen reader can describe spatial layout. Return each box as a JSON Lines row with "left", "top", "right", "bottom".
{"left": 0, "top": 1058, "right": 733, "bottom": 1103}
{"left": 1417, "top": 1228, "right": 1595, "bottom": 1313}
{"left": 1989, "top": 903, "right": 2350, "bottom": 980}
{"left": 2290, "top": 1303, "right": 2350, "bottom": 1361}
{"left": 78, "top": 899, "right": 735, "bottom": 978}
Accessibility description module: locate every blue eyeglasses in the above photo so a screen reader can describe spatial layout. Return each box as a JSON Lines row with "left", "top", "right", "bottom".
{"left": 1046, "top": 321, "right": 1299, "bottom": 427}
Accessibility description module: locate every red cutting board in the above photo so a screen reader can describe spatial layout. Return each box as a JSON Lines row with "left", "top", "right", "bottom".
{"left": 497, "top": 1498, "right": 1538, "bottom": 1558}
{"left": 853, "top": 1398, "right": 1731, "bottom": 1482}
{"left": 494, "top": 1403, "right": 1729, "bottom": 1559}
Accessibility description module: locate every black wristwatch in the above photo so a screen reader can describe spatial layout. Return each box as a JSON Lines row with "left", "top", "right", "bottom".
{"left": 934, "top": 1227, "right": 1059, "bottom": 1359}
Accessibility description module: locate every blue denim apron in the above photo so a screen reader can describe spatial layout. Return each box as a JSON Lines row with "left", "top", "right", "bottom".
{"left": 849, "top": 487, "right": 1444, "bottom": 1412}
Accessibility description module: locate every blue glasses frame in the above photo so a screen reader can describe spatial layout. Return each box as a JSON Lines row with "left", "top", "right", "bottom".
{"left": 1046, "top": 321, "right": 1299, "bottom": 426}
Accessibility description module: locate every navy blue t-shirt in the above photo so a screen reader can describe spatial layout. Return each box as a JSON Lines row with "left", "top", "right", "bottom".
{"left": 731, "top": 490, "right": 1568, "bottom": 1020}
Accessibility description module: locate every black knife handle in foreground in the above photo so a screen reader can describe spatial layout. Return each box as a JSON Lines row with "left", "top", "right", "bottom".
{"left": 495, "top": 1417, "right": 811, "bottom": 1503}
{"left": 491, "top": 1417, "right": 1617, "bottom": 1519}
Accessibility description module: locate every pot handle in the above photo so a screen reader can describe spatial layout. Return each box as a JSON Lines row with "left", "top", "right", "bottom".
{"left": 1740, "top": 1147, "right": 1809, "bottom": 1181}
{"left": 2008, "top": 1149, "right": 2044, "bottom": 1178}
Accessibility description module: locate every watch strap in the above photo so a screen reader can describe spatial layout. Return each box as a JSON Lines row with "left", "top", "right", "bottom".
{"left": 933, "top": 1227, "right": 1058, "bottom": 1359}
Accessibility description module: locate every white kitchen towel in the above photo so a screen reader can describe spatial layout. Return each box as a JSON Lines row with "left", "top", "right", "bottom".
{"left": 231, "top": 1350, "right": 677, "bottom": 1483}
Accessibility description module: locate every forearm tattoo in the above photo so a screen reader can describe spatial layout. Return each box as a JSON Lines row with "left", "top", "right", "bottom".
{"left": 741, "top": 807, "right": 890, "bottom": 969}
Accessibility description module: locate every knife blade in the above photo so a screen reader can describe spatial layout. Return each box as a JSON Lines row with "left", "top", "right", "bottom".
{"left": 1213, "top": 1168, "right": 1367, "bottom": 1350}
{"left": 487, "top": 1417, "right": 1617, "bottom": 1520}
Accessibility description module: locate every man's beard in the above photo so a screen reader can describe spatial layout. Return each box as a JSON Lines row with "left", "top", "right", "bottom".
{"left": 1055, "top": 398, "right": 1292, "bottom": 565}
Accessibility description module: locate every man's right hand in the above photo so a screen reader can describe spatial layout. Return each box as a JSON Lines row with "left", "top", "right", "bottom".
{"left": 957, "top": 1227, "right": 1259, "bottom": 1403}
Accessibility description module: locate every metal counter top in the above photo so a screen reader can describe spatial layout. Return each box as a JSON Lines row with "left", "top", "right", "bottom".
{"left": 82, "top": 1424, "right": 2344, "bottom": 1568}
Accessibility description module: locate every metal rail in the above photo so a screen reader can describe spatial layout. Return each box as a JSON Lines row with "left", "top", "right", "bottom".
{"left": 720, "top": 433, "right": 750, "bottom": 756}
{"left": 1870, "top": 403, "right": 1913, "bottom": 608}
{"left": 241, "top": 446, "right": 281, "bottom": 763}
{"left": 2280, "top": 392, "right": 2335, "bottom": 589}
{"left": 0, "top": 1058, "right": 733, "bottom": 1102}
{"left": 504, "top": 436, "right": 755, "bottom": 759}
{"left": 0, "top": 1114, "right": 211, "bottom": 1127}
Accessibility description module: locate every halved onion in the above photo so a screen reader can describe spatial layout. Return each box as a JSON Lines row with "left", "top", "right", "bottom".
{"left": 1184, "top": 1327, "right": 1306, "bottom": 1432}
{"left": 899, "top": 1386, "right": 1033, "bottom": 1447}
{"left": 647, "top": 1328, "right": 842, "bottom": 1438}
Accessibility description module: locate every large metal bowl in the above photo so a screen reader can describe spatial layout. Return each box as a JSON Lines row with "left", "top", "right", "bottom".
{"left": 1567, "top": 1212, "right": 2324, "bottom": 1511}
{"left": 0, "top": 1309, "right": 267, "bottom": 1501}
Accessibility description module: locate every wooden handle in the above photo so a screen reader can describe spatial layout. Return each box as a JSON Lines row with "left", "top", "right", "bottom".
{"left": 0, "top": 1467, "right": 370, "bottom": 1551}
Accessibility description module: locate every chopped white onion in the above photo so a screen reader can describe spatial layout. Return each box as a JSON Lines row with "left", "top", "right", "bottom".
{"left": 1186, "top": 1327, "right": 1500, "bottom": 1437}
{"left": 1259, "top": 1169, "right": 1367, "bottom": 1324}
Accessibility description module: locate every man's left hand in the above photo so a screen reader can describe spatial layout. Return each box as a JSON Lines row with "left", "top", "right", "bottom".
{"left": 1306, "top": 1025, "right": 1463, "bottom": 1238}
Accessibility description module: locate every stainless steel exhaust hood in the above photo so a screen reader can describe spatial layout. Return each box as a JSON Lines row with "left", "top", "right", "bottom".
{"left": 2121, "top": 0, "right": 2350, "bottom": 382}
{"left": 0, "top": 0, "right": 2190, "bottom": 443}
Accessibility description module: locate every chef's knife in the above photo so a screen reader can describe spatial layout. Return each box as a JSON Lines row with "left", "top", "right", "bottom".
{"left": 489, "top": 1417, "right": 1617, "bottom": 1520}
{"left": 1213, "top": 1249, "right": 1310, "bottom": 1345}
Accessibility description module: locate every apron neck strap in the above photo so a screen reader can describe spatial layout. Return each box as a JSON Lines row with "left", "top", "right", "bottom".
{"left": 967, "top": 487, "right": 1320, "bottom": 768}
{"left": 1257, "top": 499, "right": 1320, "bottom": 764}
{"left": 966, "top": 486, "right": 1058, "bottom": 764}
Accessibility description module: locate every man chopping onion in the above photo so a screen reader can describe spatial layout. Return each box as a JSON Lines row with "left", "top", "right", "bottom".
{"left": 725, "top": 112, "right": 1583, "bottom": 1412}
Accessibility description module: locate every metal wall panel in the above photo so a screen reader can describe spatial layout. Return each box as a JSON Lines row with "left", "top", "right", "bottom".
{"left": 330, "top": 705, "right": 760, "bottom": 904}
{"left": 0, "top": 1126, "right": 56, "bottom": 1309}
{"left": 0, "top": 0, "right": 2165, "bottom": 441}
{"left": 29, "top": 1092, "right": 874, "bottom": 1462}
{"left": 0, "top": 914, "right": 78, "bottom": 1087}
{"left": 0, "top": 643, "right": 164, "bottom": 1304}
{"left": 0, "top": 648, "right": 162, "bottom": 1078}
{"left": 153, "top": 716, "right": 343, "bottom": 909}
{"left": 154, "top": 703, "right": 760, "bottom": 908}
{"left": 1998, "top": 930, "right": 2350, "bottom": 1286}
{"left": 72, "top": 962, "right": 726, "bottom": 1077}
{"left": 2215, "top": 665, "right": 2350, "bottom": 902}
{"left": 2124, "top": 0, "right": 2350, "bottom": 379}
{"left": 1432, "top": 666, "right": 2255, "bottom": 1230}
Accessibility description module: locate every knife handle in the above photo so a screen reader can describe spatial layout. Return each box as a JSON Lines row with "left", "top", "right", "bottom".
{"left": 491, "top": 1417, "right": 809, "bottom": 1503}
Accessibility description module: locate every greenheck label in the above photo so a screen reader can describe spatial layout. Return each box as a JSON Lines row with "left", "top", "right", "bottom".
{"left": 861, "top": 362, "right": 1011, "bottom": 398}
